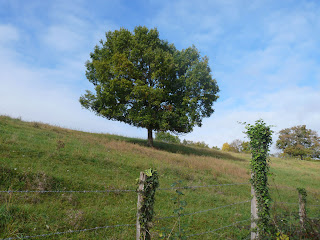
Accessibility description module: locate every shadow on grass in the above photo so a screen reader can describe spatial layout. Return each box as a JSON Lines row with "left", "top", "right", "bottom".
{"left": 116, "top": 137, "right": 245, "bottom": 161}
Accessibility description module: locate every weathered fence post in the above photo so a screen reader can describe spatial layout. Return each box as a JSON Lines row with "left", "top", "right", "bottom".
{"left": 251, "top": 175, "right": 258, "bottom": 240}
{"left": 136, "top": 171, "right": 147, "bottom": 240}
{"left": 136, "top": 169, "right": 159, "bottom": 240}
{"left": 298, "top": 188, "right": 307, "bottom": 230}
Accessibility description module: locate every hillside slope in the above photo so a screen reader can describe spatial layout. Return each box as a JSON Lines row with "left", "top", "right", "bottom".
{"left": 0, "top": 116, "right": 319, "bottom": 239}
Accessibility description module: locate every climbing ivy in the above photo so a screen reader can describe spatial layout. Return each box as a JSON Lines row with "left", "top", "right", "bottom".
{"left": 245, "top": 119, "right": 273, "bottom": 236}
{"left": 297, "top": 187, "right": 307, "bottom": 203}
{"left": 139, "top": 168, "right": 159, "bottom": 240}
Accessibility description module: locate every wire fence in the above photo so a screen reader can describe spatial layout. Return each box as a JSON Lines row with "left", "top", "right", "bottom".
{"left": 0, "top": 182, "right": 251, "bottom": 239}
{"left": 1, "top": 180, "right": 319, "bottom": 239}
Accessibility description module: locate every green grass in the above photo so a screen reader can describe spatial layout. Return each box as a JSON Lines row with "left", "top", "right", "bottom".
{"left": 0, "top": 115, "right": 319, "bottom": 239}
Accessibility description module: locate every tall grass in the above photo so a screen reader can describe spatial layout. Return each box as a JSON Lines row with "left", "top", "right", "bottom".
{"left": 0, "top": 115, "right": 319, "bottom": 239}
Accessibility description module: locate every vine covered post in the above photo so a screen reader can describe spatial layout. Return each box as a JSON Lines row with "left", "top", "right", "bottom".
{"left": 136, "top": 169, "right": 159, "bottom": 240}
{"left": 297, "top": 188, "right": 307, "bottom": 230}
{"left": 245, "top": 119, "right": 273, "bottom": 239}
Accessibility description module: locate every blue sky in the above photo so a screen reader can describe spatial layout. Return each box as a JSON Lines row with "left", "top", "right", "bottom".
{"left": 1, "top": 0, "right": 320, "bottom": 151}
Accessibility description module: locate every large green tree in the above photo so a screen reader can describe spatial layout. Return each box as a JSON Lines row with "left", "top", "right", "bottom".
{"left": 276, "top": 125, "right": 320, "bottom": 160}
{"left": 80, "top": 26, "right": 219, "bottom": 146}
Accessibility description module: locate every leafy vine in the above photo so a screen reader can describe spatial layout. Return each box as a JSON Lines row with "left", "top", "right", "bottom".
{"left": 297, "top": 187, "right": 307, "bottom": 203}
{"left": 245, "top": 119, "right": 273, "bottom": 235}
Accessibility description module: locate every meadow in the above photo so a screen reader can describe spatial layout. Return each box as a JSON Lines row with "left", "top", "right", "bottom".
{"left": 0, "top": 115, "right": 319, "bottom": 239}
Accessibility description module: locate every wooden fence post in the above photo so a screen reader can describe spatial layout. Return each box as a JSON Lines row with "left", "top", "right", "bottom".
{"left": 136, "top": 171, "right": 146, "bottom": 240}
{"left": 251, "top": 178, "right": 258, "bottom": 240}
{"left": 298, "top": 188, "right": 307, "bottom": 230}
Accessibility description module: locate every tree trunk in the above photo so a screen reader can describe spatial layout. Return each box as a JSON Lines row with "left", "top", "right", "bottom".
{"left": 147, "top": 128, "right": 153, "bottom": 147}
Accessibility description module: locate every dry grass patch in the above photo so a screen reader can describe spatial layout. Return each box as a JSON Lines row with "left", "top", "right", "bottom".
{"left": 102, "top": 140, "right": 249, "bottom": 182}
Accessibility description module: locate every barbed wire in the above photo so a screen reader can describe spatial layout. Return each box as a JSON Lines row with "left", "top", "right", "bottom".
{"left": 0, "top": 189, "right": 136, "bottom": 193}
{"left": 185, "top": 219, "right": 250, "bottom": 238}
{"left": 156, "top": 200, "right": 250, "bottom": 220}
{"left": 157, "top": 182, "right": 250, "bottom": 191}
{"left": 0, "top": 223, "right": 135, "bottom": 240}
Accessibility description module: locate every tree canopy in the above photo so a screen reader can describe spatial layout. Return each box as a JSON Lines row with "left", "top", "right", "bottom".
{"left": 80, "top": 26, "right": 219, "bottom": 146}
{"left": 276, "top": 125, "right": 320, "bottom": 160}
{"left": 221, "top": 139, "right": 250, "bottom": 153}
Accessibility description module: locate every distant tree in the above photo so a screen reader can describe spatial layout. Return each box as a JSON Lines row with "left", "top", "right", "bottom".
{"left": 241, "top": 141, "right": 251, "bottom": 153}
{"left": 212, "top": 146, "right": 220, "bottom": 150}
{"left": 182, "top": 139, "right": 209, "bottom": 148}
{"left": 80, "top": 26, "right": 219, "bottom": 147}
{"left": 222, "top": 142, "right": 236, "bottom": 152}
{"left": 276, "top": 125, "right": 320, "bottom": 160}
{"left": 155, "top": 132, "right": 180, "bottom": 144}
{"left": 222, "top": 140, "right": 250, "bottom": 153}
{"left": 229, "top": 139, "right": 243, "bottom": 153}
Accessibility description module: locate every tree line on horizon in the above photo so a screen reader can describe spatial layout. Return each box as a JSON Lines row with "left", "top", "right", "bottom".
{"left": 222, "top": 125, "right": 320, "bottom": 160}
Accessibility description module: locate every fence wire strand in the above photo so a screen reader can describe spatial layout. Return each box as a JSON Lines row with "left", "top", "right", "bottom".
{"left": 156, "top": 200, "right": 250, "bottom": 220}
{"left": 1, "top": 223, "right": 136, "bottom": 240}
{"left": 157, "top": 182, "right": 250, "bottom": 191}
{"left": 185, "top": 219, "right": 250, "bottom": 238}
{"left": 183, "top": 200, "right": 250, "bottom": 216}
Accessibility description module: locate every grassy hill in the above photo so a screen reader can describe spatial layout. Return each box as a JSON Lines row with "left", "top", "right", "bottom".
{"left": 0, "top": 115, "right": 319, "bottom": 239}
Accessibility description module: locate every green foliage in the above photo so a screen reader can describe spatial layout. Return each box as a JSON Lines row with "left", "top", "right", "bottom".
{"left": 80, "top": 26, "right": 219, "bottom": 146}
{"left": 245, "top": 119, "right": 273, "bottom": 235}
{"left": 139, "top": 169, "right": 159, "bottom": 240}
{"left": 241, "top": 141, "right": 251, "bottom": 153}
{"left": 297, "top": 187, "right": 307, "bottom": 203}
{"left": 270, "top": 212, "right": 320, "bottom": 239}
{"left": 276, "top": 232, "right": 289, "bottom": 240}
{"left": 276, "top": 125, "right": 320, "bottom": 160}
{"left": 211, "top": 145, "right": 220, "bottom": 150}
{"left": 155, "top": 131, "right": 180, "bottom": 144}
{"left": 182, "top": 139, "right": 209, "bottom": 148}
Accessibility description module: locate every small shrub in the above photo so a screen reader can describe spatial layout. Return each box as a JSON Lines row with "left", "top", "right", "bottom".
{"left": 155, "top": 132, "right": 180, "bottom": 144}
{"left": 182, "top": 139, "right": 209, "bottom": 148}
